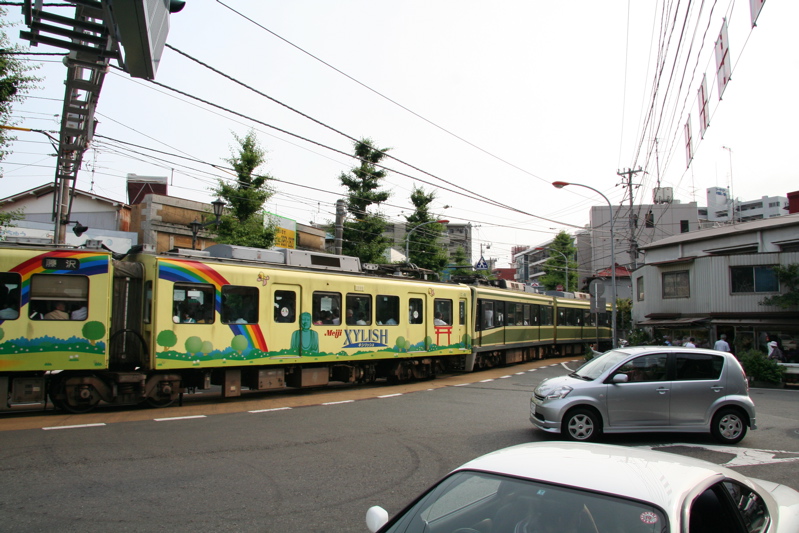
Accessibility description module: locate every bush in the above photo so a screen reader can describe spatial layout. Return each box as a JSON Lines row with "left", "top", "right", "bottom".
{"left": 737, "top": 349, "right": 785, "bottom": 384}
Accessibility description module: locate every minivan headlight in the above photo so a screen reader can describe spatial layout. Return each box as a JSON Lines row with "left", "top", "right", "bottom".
{"left": 545, "top": 385, "right": 573, "bottom": 400}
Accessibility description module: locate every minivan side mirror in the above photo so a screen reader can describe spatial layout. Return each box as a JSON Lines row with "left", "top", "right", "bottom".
{"left": 611, "top": 373, "right": 629, "bottom": 383}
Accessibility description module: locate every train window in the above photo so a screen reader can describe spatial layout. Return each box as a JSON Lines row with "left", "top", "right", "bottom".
{"left": 29, "top": 274, "right": 88, "bottom": 320}
{"left": 459, "top": 301, "right": 466, "bottom": 326}
{"left": 143, "top": 281, "right": 153, "bottom": 324}
{"left": 173, "top": 283, "right": 215, "bottom": 324}
{"left": 222, "top": 285, "right": 259, "bottom": 324}
{"left": 540, "top": 305, "right": 554, "bottom": 326}
{"left": 313, "top": 291, "right": 342, "bottom": 325}
{"left": 506, "top": 304, "right": 515, "bottom": 325}
{"left": 495, "top": 301, "right": 505, "bottom": 327}
{"left": 523, "top": 305, "right": 532, "bottom": 326}
{"left": 481, "top": 300, "right": 494, "bottom": 330}
{"left": 409, "top": 298, "right": 423, "bottom": 324}
{"left": 434, "top": 299, "right": 452, "bottom": 326}
{"left": 274, "top": 291, "right": 296, "bottom": 323}
{"left": 0, "top": 272, "right": 22, "bottom": 320}
{"left": 376, "top": 294, "right": 399, "bottom": 325}
{"left": 346, "top": 294, "right": 372, "bottom": 326}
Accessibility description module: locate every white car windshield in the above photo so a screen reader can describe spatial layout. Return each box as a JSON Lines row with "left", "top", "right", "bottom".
{"left": 571, "top": 349, "right": 633, "bottom": 380}
{"left": 384, "top": 470, "right": 667, "bottom": 533}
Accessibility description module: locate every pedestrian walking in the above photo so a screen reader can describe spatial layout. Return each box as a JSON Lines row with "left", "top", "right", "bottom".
{"left": 713, "top": 334, "right": 731, "bottom": 352}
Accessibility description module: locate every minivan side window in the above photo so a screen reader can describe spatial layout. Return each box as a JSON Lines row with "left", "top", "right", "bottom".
{"left": 674, "top": 353, "right": 723, "bottom": 381}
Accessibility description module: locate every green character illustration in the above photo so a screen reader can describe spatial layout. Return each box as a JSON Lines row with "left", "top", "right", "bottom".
{"left": 290, "top": 312, "right": 319, "bottom": 355}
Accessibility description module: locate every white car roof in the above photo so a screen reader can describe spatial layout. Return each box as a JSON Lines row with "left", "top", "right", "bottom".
{"left": 455, "top": 442, "right": 744, "bottom": 517}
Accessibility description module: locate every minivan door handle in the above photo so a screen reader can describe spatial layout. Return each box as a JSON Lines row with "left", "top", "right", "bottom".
{"left": 711, "top": 386, "right": 723, "bottom": 392}
{"left": 656, "top": 387, "right": 669, "bottom": 394}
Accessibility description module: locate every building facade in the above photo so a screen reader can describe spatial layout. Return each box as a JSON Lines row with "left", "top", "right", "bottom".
{"left": 632, "top": 213, "right": 799, "bottom": 356}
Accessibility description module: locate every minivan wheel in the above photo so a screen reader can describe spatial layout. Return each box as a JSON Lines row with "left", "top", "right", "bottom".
{"left": 563, "top": 408, "right": 602, "bottom": 442}
{"left": 711, "top": 407, "right": 748, "bottom": 444}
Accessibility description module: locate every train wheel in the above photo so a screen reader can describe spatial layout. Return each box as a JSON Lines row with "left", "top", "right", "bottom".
{"left": 145, "top": 396, "right": 177, "bottom": 408}
{"left": 49, "top": 375, "right": 101, "bottom": 413}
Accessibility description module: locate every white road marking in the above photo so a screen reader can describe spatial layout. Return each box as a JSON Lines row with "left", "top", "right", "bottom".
{"left": 322, "top": 400, "right": 354, "bottom": 405}
{"left": 645, "top": 444, "right": 799, "bottom": 467}
{"left": 154, "top": 415, "right": 207, "bottom": 422}
{"left": 249, "top": 407, "right": 292, "bottom": 413}
{"left": 479, "top": 379, "right": 494, "bottom": 383}
{"left": 42, "top": 423, "right": 106, "bottom": 430}
{"left": 378, "top": 393, "right": 403, "bottom": 398}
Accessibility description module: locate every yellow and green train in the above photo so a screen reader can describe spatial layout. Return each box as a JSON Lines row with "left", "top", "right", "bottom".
{"left": 0, "top": 242, "right": 611, "bottom": 413}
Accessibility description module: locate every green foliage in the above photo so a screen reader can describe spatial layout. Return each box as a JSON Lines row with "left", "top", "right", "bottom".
{"left": 449, "top": 246, "right": 473, "bottom": 276}
{"left": 82, "top": 321, "right": 106, "bottom": 343}
{"left": 213, "top": 130, "right": 276, "bottom": 248}
{"left": 339, "top": 138, "right": 391, "bottom": 263}
{"left": 404, "top": 186, "right": 449, "bottom": 273}
{"left": 185, "top": 336, "right": 203, "bottom": 354}
{"left": 539, "top": 232, "right": 577, "bottom": 291}
{"left": 1, "top": 10, "right": 42, "bottom": 172}
{"left": 157, "top": 330, "right": 178, "bottom": 351}
{"left": 201, "top": 340, "right": 213, "bottom": 354}
{"left": 737, "top": 349, "right": 785, "bottom": 384}
{"left": 616, "top": 298, "right": 633, "bottom": 333}
{"left": 231, "top": 334, "right": 248, "bottom": 354}
{"left": 760, "top": 264, "right": 799, "bottom": 309}
{"left": 626, "top": 327, "right": 651, "bottom": 346}
{"left": 0, "top": 208, "right": 24, "bottom": 231}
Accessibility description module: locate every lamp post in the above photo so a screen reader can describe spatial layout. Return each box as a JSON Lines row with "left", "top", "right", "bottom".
{"left": 189, "top": 198, "right": 226, "bottom": 250}
{"left": 534, "top": 247, "right": 570, "bottom": 292}
{"left": 552, "top": 181, "right": 617, "bottom": 348}
{"left": 405, "top": 219, "right": 449, "bottom": 265}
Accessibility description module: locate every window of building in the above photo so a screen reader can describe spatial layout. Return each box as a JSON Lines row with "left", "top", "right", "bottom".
{"left": 662, "top": 270, "right": 690, "bottom": 299}
{"left": 636, "top": 276, "right": 644, "bottom": 301}
{"left": 172, "top": 283, "right": 215, "bottom": 324}
{"left": 29, "top": 274, "right": 89, "bottom": 320}
{"left": 313, "top": 291, "right": 342, "bottom": 325}
{"left": 221, "top": 285, "right": 259, "bottom": 324}
{"left": 376, "top": 294, "right": 399, "bottom": 325}
{"left": 680, "top": 220, "right": 690, "bottom": 233}
{"left": 731, "top": 266, "right": 779, "bottom": 294}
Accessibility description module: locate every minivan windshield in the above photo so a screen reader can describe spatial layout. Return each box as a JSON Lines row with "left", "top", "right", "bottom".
{"left": 572, "top": 349, "right": 632, "bottom": 380}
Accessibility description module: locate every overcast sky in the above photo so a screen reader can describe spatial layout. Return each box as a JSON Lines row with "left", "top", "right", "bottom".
{"left": 3, "top": 1, "right": 797, "bottom": 265}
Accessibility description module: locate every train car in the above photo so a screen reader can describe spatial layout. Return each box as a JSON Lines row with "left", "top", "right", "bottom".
{"left": 0, "top": 241, "right": 611, "bottom": 413}
{"left": 470, "top": 285, "right": 611, "bottom": 367}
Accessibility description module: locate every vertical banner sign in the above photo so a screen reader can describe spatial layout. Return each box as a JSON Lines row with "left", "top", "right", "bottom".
{"left": 684, "top": 116, "right": 693, "bottom": 168}
{"left": 715, "top": 19, "right": 732, "bottom": 99}
{"left": 698, "top": 75, "right": 710, "bottom": 138}
{"left": 750, "top": 0, "right": 766, "bottom": 27}
{"left": 269, "top": 213, "right": 297, "bottom": 249}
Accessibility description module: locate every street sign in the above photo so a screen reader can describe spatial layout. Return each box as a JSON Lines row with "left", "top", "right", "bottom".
{"left": 475, "top": 257, "right": 488, "bottom": 270}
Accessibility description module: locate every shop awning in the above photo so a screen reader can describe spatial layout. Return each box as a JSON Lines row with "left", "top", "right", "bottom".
{"left": 636, "top": 316, "right": 710, "bottom": 326}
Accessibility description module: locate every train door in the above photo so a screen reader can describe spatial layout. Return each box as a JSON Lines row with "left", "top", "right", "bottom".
{"left": 407, "top": 292, "right": 426, "bottom": 351}
{"left": 271, "top": 284, "right": 301, "bottom": 353}
{"left": 109, "top": 260, "right": 146, "bottom": 370}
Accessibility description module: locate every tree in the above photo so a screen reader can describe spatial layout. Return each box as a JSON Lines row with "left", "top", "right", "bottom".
{"left": 449, "top": 246, "right": 473, "bottom": 277}
{"left": 339, "top": 138, "right": 391, "bottom": 263}
{"left": 1, "top": 10, "right": 41, "bottom": 173}
{"left": 213, "top": 130, "right": 276, "bottom": 248}
{"left": 539, "top": 231, "right": 577, "bottom": 291}
{"left": 404, "top": 186, "right": 448, "bottom": 273}
{"left": 0, "top": 208, "right": 24, "bottom": 236}
{"left": 760, "top": 264, "right": 799, "bottom": 309}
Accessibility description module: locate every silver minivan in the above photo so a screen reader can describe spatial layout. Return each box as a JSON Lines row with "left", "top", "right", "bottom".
{"left": 530, "top": 346, "right": 757, "bottom": 444}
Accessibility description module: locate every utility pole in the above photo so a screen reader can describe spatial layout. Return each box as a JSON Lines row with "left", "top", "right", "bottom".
{"left": 616, "top": 167, "right": 645, "bottom": 270}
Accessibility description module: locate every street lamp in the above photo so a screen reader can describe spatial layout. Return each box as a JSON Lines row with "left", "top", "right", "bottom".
{"left": 405, "top": 219, "right": 449, "bottom": 265}
{"left": 553, "top": 181, "right": 617, "bottom": 348}
{"left": 534, "top": 247, "right": 570, "bottom": 292}
{"left": 189, "top": 198, "right": 226, "bottom": 250}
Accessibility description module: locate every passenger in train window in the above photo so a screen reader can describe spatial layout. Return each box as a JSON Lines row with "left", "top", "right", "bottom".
{"left": 70, "top": 304, "right": 88, "bottom": 320}
{"left": 44, "top": 301, "right": 69, "bottom": 320}
{"left": 346, "top": 308, "right": 356, "bottom": 325}
{"left": 434, "top": 312, "right": 447, "bottom": 326}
